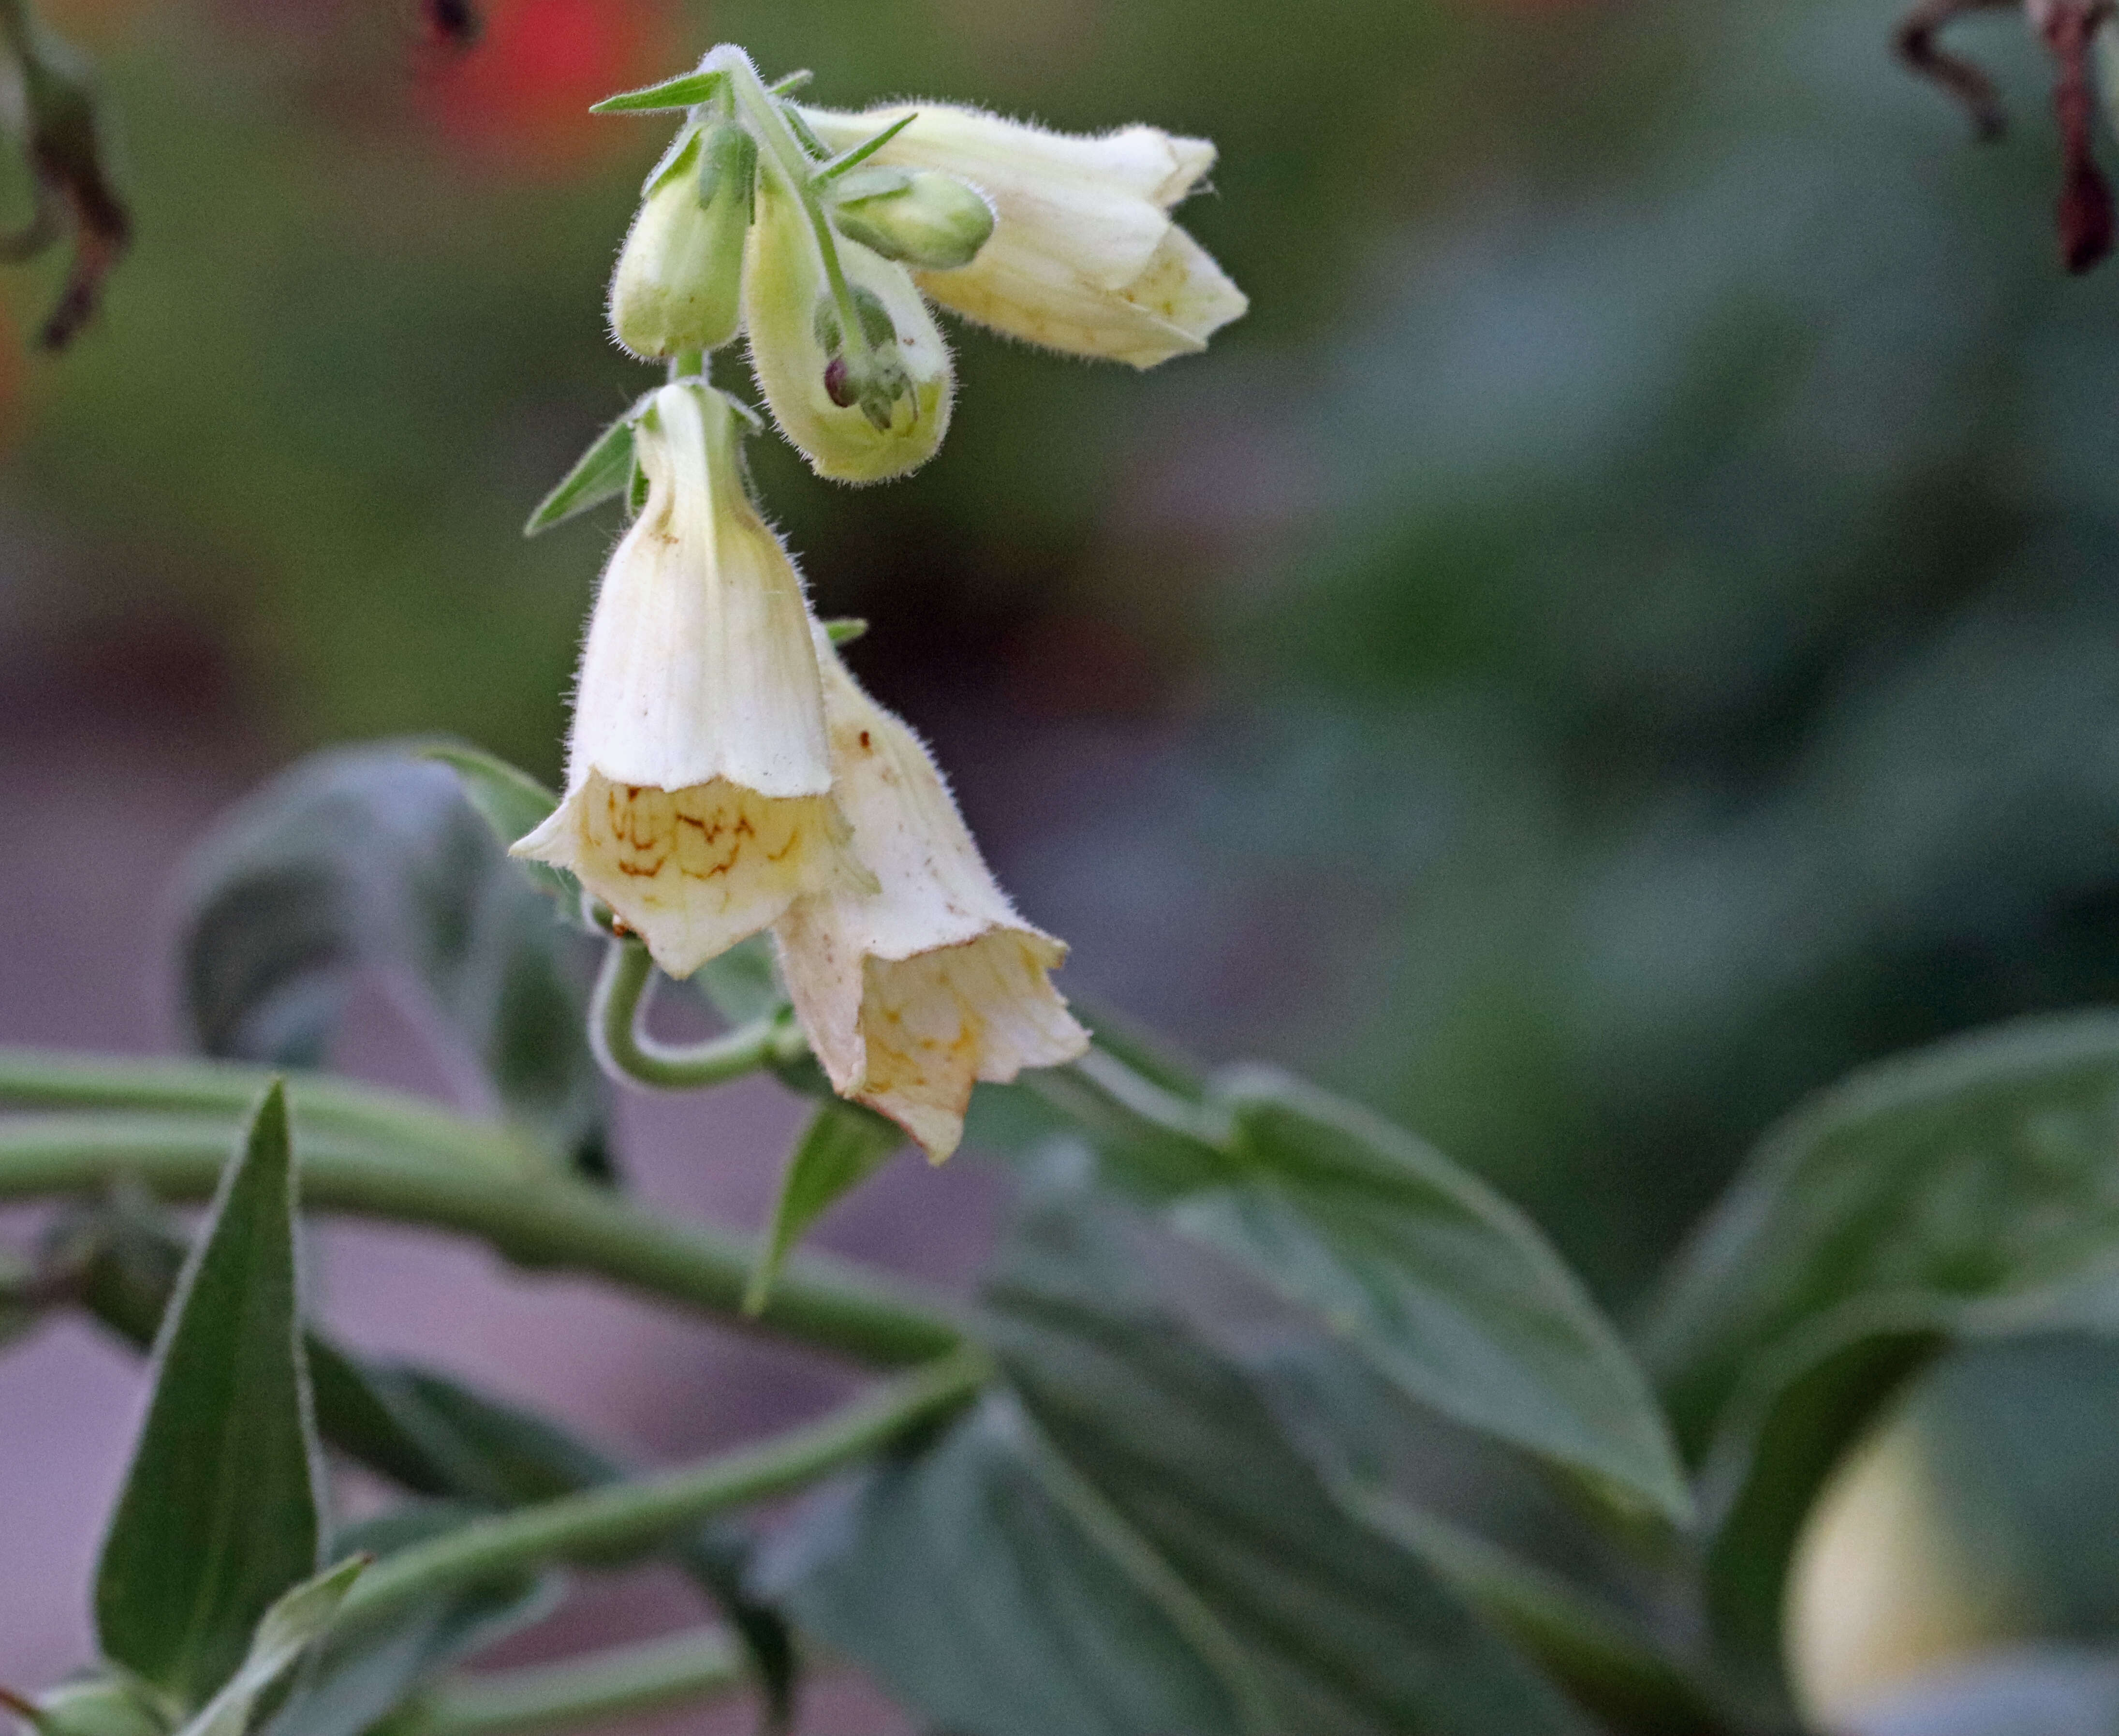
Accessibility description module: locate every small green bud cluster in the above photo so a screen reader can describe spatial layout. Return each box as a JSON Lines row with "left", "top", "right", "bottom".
{"left": 595, "top": 48, "right": 990, "bottom": 481}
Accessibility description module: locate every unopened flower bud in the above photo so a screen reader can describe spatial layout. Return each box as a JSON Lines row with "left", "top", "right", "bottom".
{"left": 30, "top": 1681, "right": 165, "bottom": 1736}
{"left": 608, "top": 122, "right": 756, "bottom": 360}
{"left": 743, "top": 168, "right": 953, "bottom": 483}
{"left": 803, "top": 102, "right": 1245, "bottom": 368}
{"left": 515, "top": 382, "right": 868, "bottom": 975}
{"left": 826, "top": 166, "right": 995, "bottom": 271}
{"left": 774, "top": 630, "right": 1089, "bottom": 1159}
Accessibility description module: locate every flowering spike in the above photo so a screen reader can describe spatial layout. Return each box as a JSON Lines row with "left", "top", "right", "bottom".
{"left": 774, "top": 631, "right": 1089, "bottom": 1160}
{"left": 801, "top": 102, "right": 1245, "bottom": 367}
{"left": 514, "top": 383, "right": 866, "bottom": 976}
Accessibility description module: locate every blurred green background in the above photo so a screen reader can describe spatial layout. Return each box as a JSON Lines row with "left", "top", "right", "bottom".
{"left": 7, "top": 0, "right": 2119, "bottom": 1320}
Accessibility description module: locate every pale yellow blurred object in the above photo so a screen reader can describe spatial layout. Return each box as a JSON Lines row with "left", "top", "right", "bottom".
{"left": 1785, "top": 1414, "right": 2015, "bottom": 1729}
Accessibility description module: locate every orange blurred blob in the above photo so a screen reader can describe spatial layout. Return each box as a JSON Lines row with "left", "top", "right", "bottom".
{"left": 417, "top": 0, "right": 679, "bottom": 175}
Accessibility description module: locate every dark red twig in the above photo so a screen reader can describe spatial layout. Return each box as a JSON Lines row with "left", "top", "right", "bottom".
{"left": 1895, "top": 0, "right": 2018, "bottom": 139}
{"left": 2042, "top": 0, "right": 2117, "bottom": 271}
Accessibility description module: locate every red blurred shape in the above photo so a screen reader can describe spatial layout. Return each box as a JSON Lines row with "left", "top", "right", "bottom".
{"left": 418, "top": 0, "right": 674, "bottom": 174}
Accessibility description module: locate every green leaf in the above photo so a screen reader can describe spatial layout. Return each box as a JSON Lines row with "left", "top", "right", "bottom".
{"left": 589, "top": 67, "right": 725, "bottom": 113}
{"left": 746, "top": 1104, "right": 905, "bottom": 1314}
{"left": 421, "top": 743, "right": 574, "bottom": 908}
{"left": 1200, "top": 1068, "right": 1691, "bottom": 1523}
{"left": 96, "top": 1084, "right": 323, "bottom": 1708}
{"left": 995, "top": 1051, "right": 1692, "bottom": 1525}
{"left": 772, "top": 1200, "right": 1586, "bottom": 1736}
{"left": 1640, "top": 1013, "right": 2119, "bottom": 1686}
{"left": 172, "top": 1556, "right": 367, "bottom": 1736}
{"left": 174, "top": 745, "right": 610, "bottom": 1183}
{"left": 522, "top": 411, "right": 639, "bottom": 536}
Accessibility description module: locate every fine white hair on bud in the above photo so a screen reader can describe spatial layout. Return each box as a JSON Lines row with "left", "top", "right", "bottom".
{"left": 773, "top": 631, "right": 1089, "bottom": 1160}
{"left": 609, "top": 123, "right": 757, "bottom": 360}
{"left": 802, "top": 102, "right": 1247, "bottom": 368}
{"left": 514, "top": 382, "right": 867, "bottom": 977}
{"left": 742, "top": 164, "right": 955, "bottom": 483}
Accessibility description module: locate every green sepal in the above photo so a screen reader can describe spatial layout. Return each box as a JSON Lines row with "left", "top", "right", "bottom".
{"left": 812, "top": 112, "right": 918, "bottom": 185}
{"left": 746, "top": 1104, "right": 906, "bottom": 1315}
{"left": 523, "top": 403, "right": 647, "bottom": 536}
{"left": 95, "top": 1083, "right": 324, "bottom": 1710}
{"left": 695, "top": 122, "right": 757, "bottom": 214}
{"left": 822, "top": 617, "right": 868, "bottom": 646}
{"left": 590, "top": 67, "right": 725, "bottom": 114}
{"left": 765, "top": 70, "right": 812, "bottom": 96}
{"left": 170, "top": 1557, "right": 368, "bottom": 1736}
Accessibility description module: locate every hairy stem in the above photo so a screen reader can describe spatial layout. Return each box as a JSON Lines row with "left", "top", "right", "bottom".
{"left": 591, "top": 941, "right": 801, "bottom": 1090}
{"left": 0, "top": 1112, "right": 964, "bottom": 1367}
{"left": 394, "top": 1629, "right": 745, "bottom": 1735}
{"left": 338, "top": 1351, "right": 987, "bottom": 1629}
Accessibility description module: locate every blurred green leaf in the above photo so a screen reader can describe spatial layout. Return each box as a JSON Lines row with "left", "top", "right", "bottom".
{"left": 695, "top": 932, "right": 790, "bottom": 1028}
{"left": 772, "top": 1200, "right": 1585, "bottom": 1736}
{"left": 994, "top": 1051, "right": 1691, "bottom": 1524}
{"left": 522, "top": 410, "right": 640, "bottom": 536}
{"left": 96, "top": 1084, "right": 321, "bottom": 1709}
{"left": 175, "top": 745, "right": 609, "bottom": 1183}
{"left": 173, "top": 1556, "right": 367, "bottom": 1736}
{"left": 746, "top": 1104, "right": 905, "bottom": 1315}
{"left": 422, "top": 744, "right": 576, "bottom": 909}
{"left": 1641, "top": 1014, "right": 2119, "bottom": 1690}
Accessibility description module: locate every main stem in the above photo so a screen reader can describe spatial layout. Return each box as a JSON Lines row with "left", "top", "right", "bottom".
{"left": 0, "top": 1114, "right": 964, "bottom": 1367}
{"left": 338, "top": 1350, "right": 987, "bottom": 1630}
{"left": 397, "top": 1630, "right": 744, "bottom": 1736}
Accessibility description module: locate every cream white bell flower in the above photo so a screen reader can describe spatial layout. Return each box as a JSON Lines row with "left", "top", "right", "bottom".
{"left": 804, "top": 101, "right": 1246, "bottom": 367}
{"left": 514, "top": 382, "right": 866, "bottom": 977}
{"left": 744, "top": 162, "right": 955, "bottom": 484}
{"left": 773, "top": 632, "right": 1089, "bottom": 1160}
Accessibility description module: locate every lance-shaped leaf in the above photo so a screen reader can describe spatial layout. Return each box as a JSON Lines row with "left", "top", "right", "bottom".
{"left": 746, "top": 1104, "right": 905, "bottom": 1314}
{"left": 96, "top": 1084, "right": 323, "bottom": 1707}
{"left": 1640, "top": 1013, "right": 2119, "bottom": 1687}
{"left": 769, "top": 1200, "right": 1586, "bottom": 1736}
{"left": 175, "top": 745, "right": 610, "bottom": 1183}
{"left": 523, "top": 410, "right": 642, "bottom": 536}
{"left": 173, "top": 1556, "right": 366, "bottom": 1736}
{"left": 987, "top": 1048, "right": 1691, "bottom": 1524}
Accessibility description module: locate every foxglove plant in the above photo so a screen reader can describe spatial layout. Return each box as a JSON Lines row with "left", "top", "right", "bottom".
{"left": 10, "top": 22, "right": 2119, "bottom": 1736}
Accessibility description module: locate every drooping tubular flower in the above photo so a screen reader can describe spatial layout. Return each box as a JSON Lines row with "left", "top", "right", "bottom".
{"left": 802, "top": 102, "right": 1248, "bottom": 367}
{"left": 515, "top": 381, "right": 867, "bottom": 977}
{"left": 774, "top": 631, "right": 1089, "bottom": 1159}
